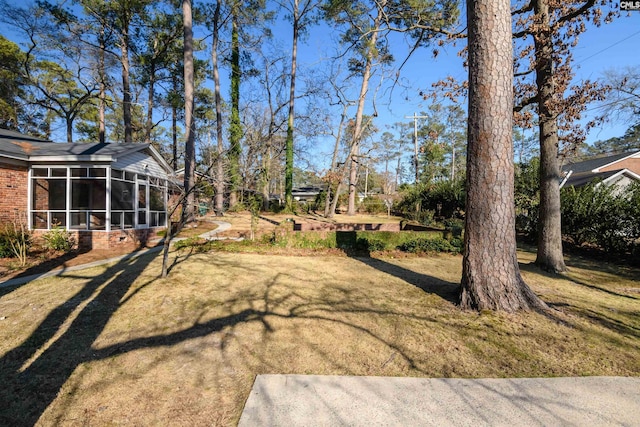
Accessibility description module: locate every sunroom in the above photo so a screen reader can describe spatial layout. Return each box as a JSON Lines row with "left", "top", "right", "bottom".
{"left": 0, "top": 130, "right": 174, "bottom": 249}
{"left": 30, "top": 166, "right": 168, "bottom": 232}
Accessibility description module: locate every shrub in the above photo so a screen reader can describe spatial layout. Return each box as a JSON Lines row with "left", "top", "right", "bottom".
{"left": 0, "top": 219, "right": 32, "bottom": 264}
{"left": 360, "top": 196, "right": 386, "bottom": 215}
{"left": 398, "top": 237, "right": 458, "bottom": 254}
{"left": 42, "top": 227, "right": 75, "bottom": 252}
{"left": 395, "top": 180, "right": 464, "bottom": 225}
{"left": 561, "top": 182, "right": 640, "bottom": 255}
{"left": 514, "top": 158, "right": 540, "bottom": 238}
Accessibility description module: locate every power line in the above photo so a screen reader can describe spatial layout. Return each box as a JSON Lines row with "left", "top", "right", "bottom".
{"left": 575, "top": 29, "right": 640, "bottom": 67}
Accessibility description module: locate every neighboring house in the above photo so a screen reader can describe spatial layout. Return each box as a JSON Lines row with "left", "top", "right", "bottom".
{"left": 0, "top": 128, "right": 174, "bottom": 250}
{"left": 292, "top": 186, "right": 323, "bottom": 203}
{"left": 560, "top": 150, "right": 640, "bottom": 191}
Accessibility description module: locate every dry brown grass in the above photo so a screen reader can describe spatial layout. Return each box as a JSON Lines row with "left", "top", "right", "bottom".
{"left": 0, "top": 244, "right": 638, "bottom": 426}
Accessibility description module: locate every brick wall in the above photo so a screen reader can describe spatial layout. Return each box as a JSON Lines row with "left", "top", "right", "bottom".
{"left": 0, "top": 163, "right": 28, "bottom": 225}
{"left": 600, "top": 157, "right": 640, "bottom": 176}
{"left": 33, "top": 227, "right": 165, "bottom": 251}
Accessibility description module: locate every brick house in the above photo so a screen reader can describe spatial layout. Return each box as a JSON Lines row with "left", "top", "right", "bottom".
{"left": 0, "top": 129, "right": 174, "bottom": 250}
{"left": 561, "top": 150, "right": 640, "bottom": 191}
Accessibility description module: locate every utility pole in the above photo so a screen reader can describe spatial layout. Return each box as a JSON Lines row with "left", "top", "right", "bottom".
{"left": 405, "top": 112, "right": 428, "bottom": 184}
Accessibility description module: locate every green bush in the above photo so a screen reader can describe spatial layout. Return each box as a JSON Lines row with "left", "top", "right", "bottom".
{"left": 397, "top": 237, "right": 459, "bottom": 254}
{"left": 515, "top": 158, "right": 540, "bottom": 238}
{"left": 0, "top": 223, "right": 32, "bottom": 260}
{"left": 0, "top": 232, "right": 15, "bottom": 258}
{"left": 561, "top": 181, "right": 640, "bottom": 255}
{"left": 360, "top": 196, "right": 386, "bottom": 215}
{"left": 395, "top": 180, "right": 464, "bottom": 225}
{"left": 42, "top": 227, "right": 75, "bottom": 252}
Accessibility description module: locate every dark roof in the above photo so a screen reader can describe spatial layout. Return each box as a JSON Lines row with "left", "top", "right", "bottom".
{"left": 562, "top": 151, "right": 639, "bottom": 174}
{"left": 563, "top": 169, "right": 621, "bottom": 188}
{"left": 0, "top": 128, "right": 51, "bottom": 143}
{"left": 0, "top": 136, "right": 151, "bottom": 161}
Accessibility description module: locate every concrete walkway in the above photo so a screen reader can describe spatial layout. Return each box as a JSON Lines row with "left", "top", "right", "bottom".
{"left": 0, "top": 221, "right": 233, "bottom": 289}
{"left": 239, "top": 374, "right": 640, "bottom": 426}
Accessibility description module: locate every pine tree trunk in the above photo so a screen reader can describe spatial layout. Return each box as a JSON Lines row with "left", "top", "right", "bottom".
{"left": 98, "top": 30, "right": 106, "bottom": 145}
{"left": 121, "top": 33, "right": 133, "bottom": 143}
{"left": 534, "top": 0, "right": 567, "bottom": 273}
{"left": 460, "top": 0, "right": 547, "bottom": 312}
{"left": 212, "top": 1, "right": 225, "bottom": 215}
{"left": 182, "top": 0, "right": 196, "bottom": 224}
{"left": 228, "top": 13, "right": 241, "bottom": 209}
{"left": 284, "top": 0, "right": 299, "bottom": 211}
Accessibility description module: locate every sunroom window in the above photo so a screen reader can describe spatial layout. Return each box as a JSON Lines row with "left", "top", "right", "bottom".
{"left": 30, "top": 166, "right": 167, "bottom": 231}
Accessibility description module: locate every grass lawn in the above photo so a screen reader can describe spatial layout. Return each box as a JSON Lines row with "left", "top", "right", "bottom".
{"left": 0, "top": 246, "right": 638, "bottom": 425}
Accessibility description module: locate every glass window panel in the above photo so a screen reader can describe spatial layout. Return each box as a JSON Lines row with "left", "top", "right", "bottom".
{"left": 91, "top": 179, "right": 106, "bottom": 210}
{"left": 150, "top": 212, "right": 158, "bottom": 227}
{"left": 138, "top": 211, "right": 147, "bottom": 226}
{"left": 71, "top": 181, "right": 90, "bottom": 209}
{"left": 49, "top": 180, "right": 66, "bottom": 210}
{"left": 71, "top": 168, "right": 87, "bottom": 177}
{"left": 51, "top": 168, "right": 67, "bottom": 177}
{"left": 111, "top": 211, "right": 123, "bottom": 229}
{"left": 32, "top": 179, "right": 49, "bottom": 211}
{"left": 112, "top": 170, "right": 123, "bottom": 179}
{"left": 138, "top": 183, "right": 147, "bottom": 209}
{"left": 70, "top": 212, "right": 88, "bottom": 229}
{"left": 51, "top": 212, "right": 66, "bottom": 227}
{"left": 89, "top": 168, "right": 106, "bottom": 177}
{"left": 124, "top": 212, "right": 134, "bottom": 228}
{"left": 32, "top": 179, "right": 66, "bottom": 211}
{"left": 89, "top": 212, "right": 106, "bottom": 230}
{"left": 159, "top": 212, "right": 166, "bottom": 227}
{"left": 125, "top": 172, "right": 135, "bottom": 181}
{"left": 111, "top": 180, "right": 134, "bottom": 210}
{"left": 138, "top": 174, "right": 147, "bottom": 181}
{"left": 32, "top": 168, "right": 47, "bottom": 177}
{"left": 149, "top": 186, "right": 165, "bottom": 211}
{"left": 71, "top": 179, "right": 106, "bottom": 210}
{"left": 32, "top": 212, "right": 48, "bottom": 229}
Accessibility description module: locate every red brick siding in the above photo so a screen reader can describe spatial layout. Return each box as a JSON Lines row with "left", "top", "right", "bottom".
{"left": 600, "top": 158, "right": 640, "bottom": 175}
{"left": 0, "top": 163, "right": 28, "bottom": 224}
{"left": 32, "top": 227, "right": 165, "bottom": 251}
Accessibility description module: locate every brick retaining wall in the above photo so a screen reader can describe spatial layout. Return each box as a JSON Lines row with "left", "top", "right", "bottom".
{"left": 293, "top": 222, "right": 400, "bottom": 232}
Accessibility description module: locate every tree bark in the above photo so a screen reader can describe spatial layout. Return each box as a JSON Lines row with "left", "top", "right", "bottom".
{"left": 228, "top": 13, "right": 241, "bottom": 208}
{"left": 534, "top": 0, "right": 567, "bottom": 273}
{"left": 182, "top": 0, "right": 196, "bottom": 224}
{"left": 460, "top": 0, "right": 547, "bottom": 312}
{"left": 211, "top": 1, "right": 225, "bottom": 215}
{"left": 284, "top": 0, "right": 300, "bottom": 212}
{"left": 346, "top": 2, "right": 383, "bottom": 216}
{"left": 120, "top": 30, "right": 133, "bottom": 143}
{"left": 145, "top": 63, "right": 155, "bottom": 144}
{"left": 98, "top": 29, "right": 106, "bottom": 144}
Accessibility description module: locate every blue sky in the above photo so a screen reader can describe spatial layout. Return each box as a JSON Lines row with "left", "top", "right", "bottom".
{"left": 298, "top": 8, "right": 640, "bottom": 148}
{"left": 3, "top": 1, "right": 639, "bottom": 157}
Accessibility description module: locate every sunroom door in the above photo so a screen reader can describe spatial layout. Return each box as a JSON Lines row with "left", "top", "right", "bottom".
{"left": 137, "top": 181, "right": 148, "bottom": 228}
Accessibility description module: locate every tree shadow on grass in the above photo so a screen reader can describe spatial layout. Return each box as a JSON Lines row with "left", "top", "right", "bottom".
{"left": 335, "top": 231, "right": 460, "bottom": 303}
{"left": 519, "top": 261, "right": 639, "bottom": 301}
{"left": 0, "top": 251, "right": 158, "bottom": 426}
{"left": 0, "top": 251, "right": 456, "bottom": 425}
{"left": 353, "top": 257, "right": 460, "bottom": 304}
